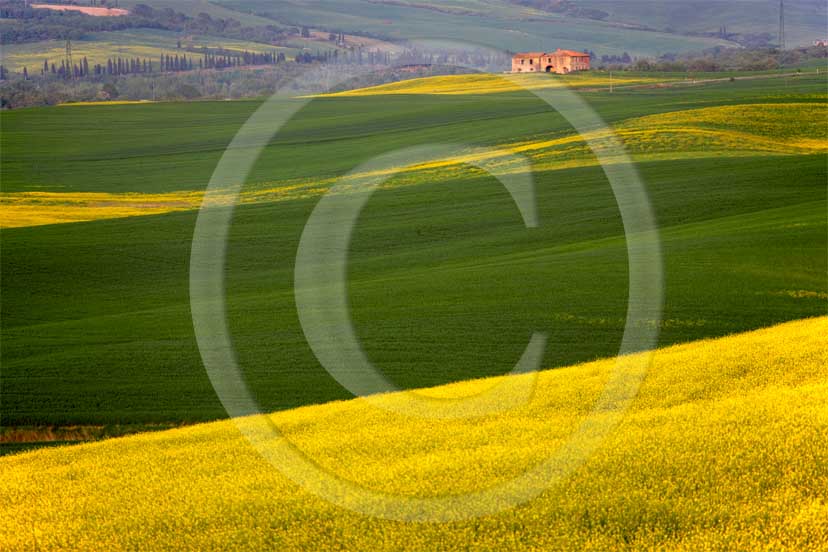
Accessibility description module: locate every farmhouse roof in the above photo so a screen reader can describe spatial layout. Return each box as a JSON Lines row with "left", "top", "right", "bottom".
{"left": 513, "top": 50, "right": 590, "bottom": 59}
{"left": 512, "top": 52, "right": 546, "bottom": 59}
{"left": 555, "top": 49, "right": 590, "bottom": 57}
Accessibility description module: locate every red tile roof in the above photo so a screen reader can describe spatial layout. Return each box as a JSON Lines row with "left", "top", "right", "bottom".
{"left": 555, "top": 49, "right": 590, "bottom": 57}
{"left": 513, "top": 50, "right": 590, "bottom": 59}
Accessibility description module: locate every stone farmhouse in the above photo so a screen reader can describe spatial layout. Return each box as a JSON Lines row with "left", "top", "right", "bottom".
{"left": 511, "top": 49, "right": 591, "bottom": 74}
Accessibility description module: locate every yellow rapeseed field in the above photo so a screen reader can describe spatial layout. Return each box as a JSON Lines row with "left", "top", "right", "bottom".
{"left": 524, "top": 102, "right": 828, "bottom": 172}
{"left": 324, "top": 73, "right": 672, "bottom": 96}
{"left": 315, "top": 102, "right": 828, "bottom": 185}
{"left": 4, "top": 102, "right": 824, "bottom": 229}
{"left": 1, "top": 317, "right": 826, "bottom": 550}
{"left": 0, "top": 184, "right": 320, "bottom": 228}
{"left": 57, "top": 100, "right": 157, "bottom": 107}
{"left": 615, "top": 102, "right": 828, "bottom": 153}
{"left": 0, "top": 191, "right": 204, "bottom": 228}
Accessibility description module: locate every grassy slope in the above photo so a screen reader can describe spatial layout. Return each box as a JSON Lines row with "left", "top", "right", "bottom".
{"left": 214, "top": 0, "right": 734, "bottom": 57}
{"left": 121, "top": 0, "right": 282, "bottom": 27}
{"left": 0, "top": 28, "right": 292, "bottom": 72}
{"left": 2, "top": 2, "right": 343, "bottom": 72}
{"left": 6, "top": 97, "right": 824, "bottom": 227}
{"left": 1, "top": 317, "right": 826, "bottom": 550}
{"left": 322, "top": 72, "right": 682, "bottom": 95}
{"left": 2, "top": 73, "right": 824, "bottom": 194}
{"left": 580, "top": 0, "right": 828, "bottom": 47}
{"left": 1, "top": 74, "right": 825, "bottom": 428}
{"left": 140, "top": 0, "right": 825, "bottom": 52}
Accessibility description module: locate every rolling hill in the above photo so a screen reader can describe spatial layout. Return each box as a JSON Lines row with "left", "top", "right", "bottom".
{"left": 573, "top": 0, "right": 828, "bottom": 47}
{"left": 208, "top": 0, "right": 827, "bottom": 51}
{"left": 2, "top": 4, "right": 826, "bottom": 549}
{"left": 1, "top": 72, "right": 825, "bottom": 441}
{"left": 5, "top": 0, "right": 825, "bottom": 88}
{"left": 1, "top": 317, "right": 826, "bottom": 550}
{"left": 6, "top": 0, "right": 824, "bottom": 95}
{"left": 209, "top": 0, "right": 736, "bottom": 56}
{"left": 0, "top": 28, "right": 292, "bottom": 72}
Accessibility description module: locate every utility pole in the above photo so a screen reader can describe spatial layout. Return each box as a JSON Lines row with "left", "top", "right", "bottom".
{"left": 609, "top": 70, "right": 613, "bottom": 93}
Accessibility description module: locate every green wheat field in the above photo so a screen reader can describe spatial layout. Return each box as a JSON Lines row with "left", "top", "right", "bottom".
{"left": 1, "top": 69, "right": 826, "bottom": 550}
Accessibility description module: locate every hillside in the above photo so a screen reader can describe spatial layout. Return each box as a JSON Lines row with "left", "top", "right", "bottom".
{"left": 2, "top": 73, "right": 826, "bottom": 435}
{"left": 0, "top": 28, "right": 292, "bottom": 72}
{"left": 322, "top": 72, "right": 679, "bottom": 95}
{"left": 4, "top": 0, "right": 824, "bottom": 85}
{"left": 574, "top": 0, "right": 827, "bottom": 47}
{"left": 211, "top": 0, "right": 825, "bottom": 50}
{"left": 4, "top": 78, "right": 826, "bottom": 227}
{"left": 208, "top": 0, "right": 735, "bottom": 56}
{"left": 1, "top": 317, "right": 826, "bottom": 550}
{"left": 2, "top": 3, "right": 826, "bottom": 549}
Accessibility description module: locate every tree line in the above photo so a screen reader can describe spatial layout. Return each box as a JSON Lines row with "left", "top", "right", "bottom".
{"left": 0, "top": 62, "right": 479, "bottom": 109}
{"left": 0, "top": 46, "right": 529, "bottom": 83}
{"left": 595, "top": 45, "right": 828, "bottom": 72}
{"left": 1, "top": 50, "right": 287, "bottom": 81}
{"left": 0, "top": 0, "right": 292, "bottom": 45}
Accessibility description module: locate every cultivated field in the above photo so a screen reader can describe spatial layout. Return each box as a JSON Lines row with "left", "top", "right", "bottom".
{"left": 137, "top": 0, "right": 825, "bottom": 52}
{"left": 30, "top": 3, "right": 129, "bottom": 16}
{"left": 212, "top": 0, "right": 736, "bottom": 56}
{"left": 580, "top": 0, "right": 828, "bottom": 47}
{"left": 322, "top": 72, "right": 682, "bottom": 96}
{"left": 1, "top": 72, "right": 825, "bottom": 446}
{"left": 2, "top": 317, "right": 826, "bottom": 550}
{"left": 0, "top": 29, "right": 291, "bottom": 73}
{"left": 123, "top": 0, "right": 281, "bottom": 27}
{"left": 1, "top": 5, "right": 827, "bottom": 541}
